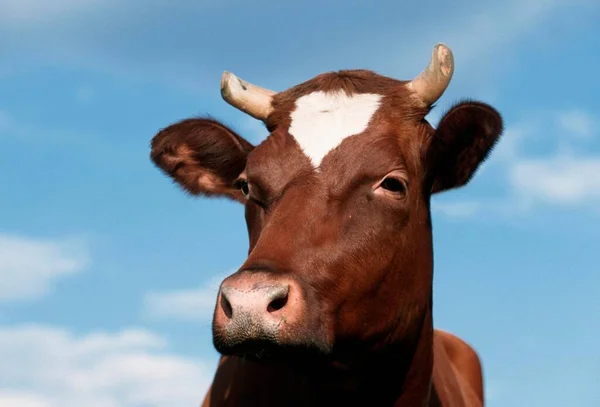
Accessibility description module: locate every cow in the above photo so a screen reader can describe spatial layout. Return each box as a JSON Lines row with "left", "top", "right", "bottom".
{"left": 149, "top": 43, "right": 503, "bottom": 407}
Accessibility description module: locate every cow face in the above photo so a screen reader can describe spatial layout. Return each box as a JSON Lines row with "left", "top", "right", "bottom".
{"left": 150, "top": 45, "right": 503, "bottom": 364}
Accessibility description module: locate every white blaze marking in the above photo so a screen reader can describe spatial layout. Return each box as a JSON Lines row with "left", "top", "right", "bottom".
{"left": 288, "top": 90, "right": 383, "bottom": 167}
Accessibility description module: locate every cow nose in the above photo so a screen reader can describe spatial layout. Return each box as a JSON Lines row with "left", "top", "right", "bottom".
{"left": 213, "top": 275, "right": 308, "bottom": 354}
{"left": 219, "top": 284, "right": 290, "bottom": 320}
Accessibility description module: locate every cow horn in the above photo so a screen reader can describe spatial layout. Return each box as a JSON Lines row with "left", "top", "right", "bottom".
{"left": 406, "top": 43, "right": 454, "bottom": 107}
{"left": 220, "top": 71, "right": 275, "bottom": 121}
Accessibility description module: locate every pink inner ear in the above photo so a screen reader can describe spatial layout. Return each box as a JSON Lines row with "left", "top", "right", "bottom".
{"left": 196, "top": 172, "right": 223, "bottom": 190}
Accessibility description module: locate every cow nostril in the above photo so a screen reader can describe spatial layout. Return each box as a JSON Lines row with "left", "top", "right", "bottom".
{"left": 267, "top": 295, "right": 288, "bottom": 312}
{"left": 267, "top": 287, "right": 289, "bottom": 313}
{"left": 220, "top": 292, "right": 233, "bottom": 319}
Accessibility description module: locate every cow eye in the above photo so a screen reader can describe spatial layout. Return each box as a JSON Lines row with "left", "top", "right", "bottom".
{"left": 234, "top": 178, "right": 270, "bottom": 211}
{"left": 239, "top": 180, "right": 250, "bottom": 197}
{"left": 373, "top": 172, "right": 408, "bottom": 200}
{"left": 380, "top": 177, "right": 406, "bottom": 194}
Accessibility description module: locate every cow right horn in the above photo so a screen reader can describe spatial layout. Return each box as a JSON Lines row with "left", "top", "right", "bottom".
{"left": 406, "top": 43, "right": 454, "bottom": 107}
{"left": 220, "top": 72, "right": 275, "bottom": 121}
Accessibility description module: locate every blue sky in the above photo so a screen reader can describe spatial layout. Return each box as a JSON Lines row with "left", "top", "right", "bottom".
{"left": 1, "top": 0, "right": 599, "bottom": 406}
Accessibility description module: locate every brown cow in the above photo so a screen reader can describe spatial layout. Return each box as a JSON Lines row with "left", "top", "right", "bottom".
{"left": 150, "top": 44, "right": 503, "bottom": 407}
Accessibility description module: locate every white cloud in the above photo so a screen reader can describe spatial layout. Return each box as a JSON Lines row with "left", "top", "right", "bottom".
{"left": 557, "top": 109, "right": 596, "bottom": 139}
{"left": 0, "top": 391, "right": 50, "bottom": 407}
{"left": 143, "top": 270, "right": 232, "bottom": 322}
{"left": 432, "top": 201, "right": 482, "bottom": 219}
{"left": 0, "top": 233, "right": 89, "bottom": 303}
{"left": 0, "top": 324, "right": 213, "bottom": 407}
{"left": 510, "top": 155, "right": 600, "bottom": 205}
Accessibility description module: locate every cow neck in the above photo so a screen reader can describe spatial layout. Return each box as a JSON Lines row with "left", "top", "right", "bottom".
{"left": 302, "top": 299, "right": 434, "bottom": 407}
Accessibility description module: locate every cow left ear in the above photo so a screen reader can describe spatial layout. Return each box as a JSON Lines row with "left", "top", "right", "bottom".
{"left": 427, "top": 101, "right": 503, "bottom": 194}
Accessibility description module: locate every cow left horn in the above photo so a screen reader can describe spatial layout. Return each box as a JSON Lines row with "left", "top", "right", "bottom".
{"left": 220, "top": 72, "right": 275, "bottom": 121}
{"left": 406, "top": 43, "right": 454, "bottom": 107}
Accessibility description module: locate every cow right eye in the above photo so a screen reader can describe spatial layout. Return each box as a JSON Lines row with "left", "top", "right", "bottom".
{"left": 234, "top": 178, "right": 250, "bottom": 197}
{"left": 373, "top": 170, "right": 409, "bottom": 201}
{"left": 239, "top": 180, "right": 250, "bottom": 196}
{"left": 234, "top": 178, "right": 270, "bottom": 211}
{"left": 380, "top": 177, "right": 406, "bottom": 194}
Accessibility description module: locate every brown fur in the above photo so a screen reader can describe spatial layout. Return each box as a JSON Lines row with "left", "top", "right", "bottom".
{"left": 150, "top": 69, "right": 503, "bottom": 407}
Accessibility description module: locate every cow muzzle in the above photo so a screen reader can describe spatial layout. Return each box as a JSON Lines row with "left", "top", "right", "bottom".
{"left": 212, "top": 271, "right": 311, "bottom": 360}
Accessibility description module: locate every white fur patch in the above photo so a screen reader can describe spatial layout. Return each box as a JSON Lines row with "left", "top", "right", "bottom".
{"left": 288, "top": 91, "right": 382, "bottom": 167}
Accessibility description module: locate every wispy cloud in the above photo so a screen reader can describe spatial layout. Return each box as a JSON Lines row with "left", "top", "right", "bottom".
{"left": 0, "top": 1, "right": 119, "bottom": 28}
{"left": 433, "top": 107, "right": 600, "bottom": 219}
{"left": 143, "top": 270, "right": 233, "bottom": 323}
{"left": 0, "top": 233, "right": 89, "bottom": 303}
{"left": 0, "top": 110, "right": 12, "bottom": 132}
{"left": 504, "top": 109, "right": 600, "bottom": 208}
{"left": 0, "top": 1, "right": 214, "bottom": 89}
{"left": 557, "top": 109, "right": 596, "bottom": 139}
{"left": 74, "top": 84, "right": 95, "bottom": 104}
{"left": 0, "top": 391, "right": 49, "bottom": 407}
{"left": 510, "top": 155, "right": 600, "bottom": 206}
{"left": 432, "top": 201, "right": 482, "bottom": 219}
{"left": 1, "top": 0, "right": 595, "bottom": 93}
{"left": 485, "top": 380, "right": 503, "bottom": 403}
{"left": 0, "top": 324, "right": 213, "bottom": 407}
{"left": 0, "top": 0, "right": 109, "bottom": 22}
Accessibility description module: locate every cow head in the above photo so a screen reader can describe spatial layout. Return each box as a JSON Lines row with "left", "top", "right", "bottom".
{"left": 150, "top": 44, "right": 503, "bottom": 365}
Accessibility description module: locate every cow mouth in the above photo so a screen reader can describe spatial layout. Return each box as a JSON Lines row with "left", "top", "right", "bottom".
{"left": 213, "top": 329, "right": 331, "bottom": 364}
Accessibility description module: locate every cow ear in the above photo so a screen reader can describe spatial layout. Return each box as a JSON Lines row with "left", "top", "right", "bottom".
{"left": 427, "top": 101, "right": 503, "bottom": 194}
{"left": 150, "top": 117, "right": 254, "bottom": 202}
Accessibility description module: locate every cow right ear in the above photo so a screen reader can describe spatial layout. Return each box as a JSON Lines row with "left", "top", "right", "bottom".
{"left": 150, "top": 117, "right": 254, "bottom": 203}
